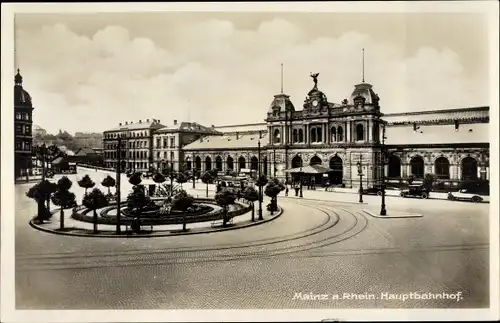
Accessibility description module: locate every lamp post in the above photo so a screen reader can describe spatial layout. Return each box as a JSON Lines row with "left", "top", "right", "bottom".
{"left": 258, "top": 139, "right": 263, "bottom": 220}
{"left": 357, "top": 155, "right": 364, "bottom": 203}
{"left": 299, "top": 156, "right": 303, "bottom": 198}
{"left": 170, "top": 161, "right": 175, "bottom": 199}
{"left": 273, "top": 149, "right": 277, "bottom": 178}
{"left": 192, "top": 153, "right": 196, "bottom": 189}
{"left": 116, "top": 135, "right": 122, "bottom": 234}
{"left": 380, "top": 122, "right": 387, "bottom": 216}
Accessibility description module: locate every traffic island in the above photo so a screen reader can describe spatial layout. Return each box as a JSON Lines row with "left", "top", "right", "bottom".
{"left": 362, "top": 209, "right": 423, "bottom": 218}
{"left": 29, "top": 206, "right": 283, "bottom": 238}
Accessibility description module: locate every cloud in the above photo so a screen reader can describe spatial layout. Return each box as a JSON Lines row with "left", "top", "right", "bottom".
{"left": 16, "top": 17, "right": 487, "bottom": 134}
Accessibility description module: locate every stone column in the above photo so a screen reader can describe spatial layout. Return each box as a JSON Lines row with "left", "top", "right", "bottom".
{"left": 367, "top": 120, "right": 371, "bottom": 142}
{"left": 346, "top": 121, "right": 350, "bottom": 142}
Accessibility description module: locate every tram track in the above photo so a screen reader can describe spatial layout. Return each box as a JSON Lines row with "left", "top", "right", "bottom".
{"left": 17, "top": 200, "right": 366, "bottom": 271}
{"left": 16, "top": 198, "right": 488, "bottom": 272}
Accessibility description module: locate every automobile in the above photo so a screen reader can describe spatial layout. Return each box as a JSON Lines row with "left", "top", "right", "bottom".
{"left": 447, "top": 189, "right": 483, "bottom": 203}
{"left": 400, "top": 184, "right": 430, "bottom": 199}
{"left": 362, "top": 185, "right": 384, "bottom": 196}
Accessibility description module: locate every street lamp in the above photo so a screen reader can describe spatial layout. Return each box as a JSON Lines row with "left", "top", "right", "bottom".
{"left": 380, "top": 122, "right": 388, "bottom": 216}
{"left": 258, "top": 139, "right": 263, "bottom": 220}
{"left": 115, "top": 134, "right": 123, "bottom": 234}
{"left": 357, "top": 155, "right": 364, "bottom": 203}
{"left": 299, "top": 156, "right": 303, "bottom": 198}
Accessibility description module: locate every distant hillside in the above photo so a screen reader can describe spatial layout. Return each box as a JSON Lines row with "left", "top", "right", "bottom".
{"left": 33, "top": 128, "right": 103, "bottom": 151}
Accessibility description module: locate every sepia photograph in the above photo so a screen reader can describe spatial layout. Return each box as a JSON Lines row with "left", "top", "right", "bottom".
{"left": 1, "top": 1, "right": 499, "bottom": 322}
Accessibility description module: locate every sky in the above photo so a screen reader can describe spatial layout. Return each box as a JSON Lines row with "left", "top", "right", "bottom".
{"left": 14, "top": 11, "right": 491, "bottom": 134}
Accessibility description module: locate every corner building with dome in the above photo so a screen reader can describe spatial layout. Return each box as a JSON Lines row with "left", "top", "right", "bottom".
{"left": 182, "top": 74, "right": 490, "bottom": 190}
{"left": 14, "top": 69, "right": 35, "bottom": 179}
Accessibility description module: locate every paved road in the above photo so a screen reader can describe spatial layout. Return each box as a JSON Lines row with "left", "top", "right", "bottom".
{"left": 15, "top": 168, "right": 489, "bottom": 309}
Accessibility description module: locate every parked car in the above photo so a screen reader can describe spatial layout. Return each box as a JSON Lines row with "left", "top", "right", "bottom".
{"left": 362, "top": 185, "right": 384, "bottom": 196}
{"left": 447, "top": 189, "right": 483, "bottom": 203}
{"left": 400, "top": 184, "right": 430, "bottom": 199}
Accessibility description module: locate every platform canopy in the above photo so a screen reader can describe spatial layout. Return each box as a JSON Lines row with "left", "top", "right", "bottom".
{"left": 285, "top": 165, "right": 333, "bottom": 174}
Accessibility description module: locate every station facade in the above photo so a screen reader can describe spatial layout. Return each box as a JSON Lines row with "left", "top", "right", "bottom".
{"left": 102, "top": 75, "right": 490, "bottom": 189}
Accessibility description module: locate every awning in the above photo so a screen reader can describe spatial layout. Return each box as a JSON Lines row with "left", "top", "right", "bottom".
{"left": 285, "top": 165, "right": 333, "bottom": 174}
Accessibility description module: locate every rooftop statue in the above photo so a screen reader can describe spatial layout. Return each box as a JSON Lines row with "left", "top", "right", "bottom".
{"left": 310, "top": 72, "right": 319, "bottom": 88}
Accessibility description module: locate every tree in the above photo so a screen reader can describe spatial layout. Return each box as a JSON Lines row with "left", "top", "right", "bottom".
{"left": 176, "top": 172, "right": 188, "bottom": 189}
{"left": 128, "top": 172, "right": 142, "bottom": 186}
{"left": 264, "top": 179, "right": 285, "bottom": 215}
{"left": 172, "top": 190, "right": 194, "bottom": 231}
{"left": 152, "top": 172, "right": 166, "bottom": 185}
{"left": 201, "top": 171, "right": 214, "bottom": 197}
{"left": 51, "top": 176, "right": 76, "bottom": 230}
{"left": 78, "top": 174, "right": 95, "bottom": 196}
{"left": 82, "top": 188, "right": 108, "bottom": 233}
{"left": 101, "top": 175, "right": 116, "bottom": 195}
{"left": 126, "top": 186, "right": 150, "bottom": 231}
{"left": 423, "top": 173, "right": 437, "bottom": 191}
{"left": 26, "top": 180, "right": 56, "bottom": 223}
{"left": 243, "top": 186, "right": 259, "bottom": 221}
{"left": 215, "top": 188, "right": 236, "bottom": 227}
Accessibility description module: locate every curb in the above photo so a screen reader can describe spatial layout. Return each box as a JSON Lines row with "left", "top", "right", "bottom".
{"left": 29, "top": 207, "right": 283, "bottom": 239}
{"left": 282, "top": 196, "right": 368, "bottom": 205}
{"left": 362, "top": 209, "right": 423, "bottom": 219}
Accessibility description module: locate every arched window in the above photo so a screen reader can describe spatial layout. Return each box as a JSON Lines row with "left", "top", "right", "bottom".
{"left": 215, "top": 156, "right": 223, "bottom": 171}
{"left": 250, "top": 156, "right": 258, "bottom": 170}
{"left": 298, "top": 129, "right": 304, "bottom": 142}
{"left": 273, "top": 129, "right": 281, "bottom": 144}
{"left": 410, "top": 156, "right": 424, "bottom": 178}
{"left": 388, "top": 155, "right": 401, "bottom": 178}
{"left": 226, "top": 156, "right": 234, "bottom": 170}
{"left": 310, "top": 155, "right": 322, "bottom": 166}
{"left": 434, "top": 157, "right": 450, "bottom": 179}
{"left": 329, "top": 156, "right": 343, "bottom": 185}
{"left": 205, "top": 156, "right": 212, "bottom": 171}
{"left": 263, "top": 157, "right": 268, "bottom": 175}
{"left": 292, "top": 155, "right": 303, "bottom": 168}
{"left": 356, "top": 124, "right": 364, "bottom": 141}
{"left": 238, "top": 156, "right": 246, "bottom": 170}
{"left": 185, "top": 157, "right": 192, "bottom": 170}
{"left": 337, "top": 126, "right": 343, "bottom": 142}
{"left": 293, "top": 129, "right": 298, "bottom": 143}
{"left": 195, "top": 156, "right": 202, "bottom": 170}
{"left": 461, "top": 157, "right": 478, "bottom": 180}
{"left": 316, "top": 127, "right": 322, "bottom": 142}
{"left": 331, "top": 127, "right": 337, "bottom": 142}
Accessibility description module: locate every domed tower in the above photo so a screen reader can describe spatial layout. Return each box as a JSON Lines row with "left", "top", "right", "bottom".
{"left": 303, "top": 72, "right": 329, "bottom": 111}
{"left": 14, "top": 69, "right": 34, "bottom": 180}
{"left": 266, "top": 64, "right": 296, "bottom": 147}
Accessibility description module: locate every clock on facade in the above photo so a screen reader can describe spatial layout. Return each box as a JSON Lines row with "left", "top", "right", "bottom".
{"left": 312, "top": 99, "right": 318, "bottom": 107}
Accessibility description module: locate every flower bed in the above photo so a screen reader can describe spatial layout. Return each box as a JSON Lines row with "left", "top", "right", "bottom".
{"left": 71, "top": 199, "right": 251, "bottom": 226}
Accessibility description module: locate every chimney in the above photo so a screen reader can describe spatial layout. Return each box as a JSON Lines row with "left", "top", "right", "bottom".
{"left": 146, "top": 118, "right": 150, "bottom": 122}
{"left": 158, "top": 119, "right": 161, "bottom": 124}
{"left": 211, "top": 125, "right": 215, "bottom": 129}
{"left": 119, "top": 122, "right": 122, "bottom": 126}
{"left": 139, "top": 120, "right": 142, "bottom": 123}
{"left": 174, "top": 120, "right": 178, "bottom": 125}
{"left": 125, "top": 121, "right": 128, "bottom": 125}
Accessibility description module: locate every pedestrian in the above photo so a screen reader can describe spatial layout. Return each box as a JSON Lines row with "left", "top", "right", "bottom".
{"left": 285, "top": 186, "right": 289, "bottom": 196}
